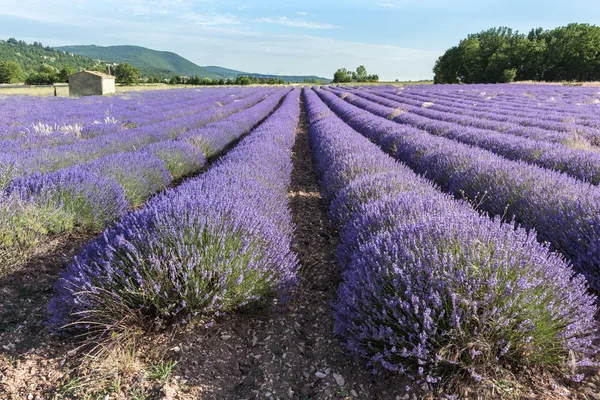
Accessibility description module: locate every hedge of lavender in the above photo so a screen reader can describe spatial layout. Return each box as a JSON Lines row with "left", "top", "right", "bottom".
{"left": 381, "top": 84, "right": 600, "bottom": 135}
{"left": 0, "top": 87, "right": 290, "bottom": 268}
{"left": 317, "top": 86, "right": 600, "bottom": 292}
{"left": 304, "top": 87, "right": 598, "bottom": 384}
{"left": 363, "top": 87, "right": 600, "bottom": 145}
{"left": 326, "top": 86, "right": 600, "bottom": 186}
{"left": 0, "top": 87, "right": 279, "bottom": 187}
{"left": 48, "top": 88, "right": 300, "bottom": 332}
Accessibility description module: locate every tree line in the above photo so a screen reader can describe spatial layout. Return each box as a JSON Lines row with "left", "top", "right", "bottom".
{"left": 333, "top": 65, "right": 379, "bottom": 83}
{"left": 434, "top": 23, "right": 600, "bottom": 84}
{"left": 167, "top": 75, "right": 286, "bottom": 86}
{"left": 0, "top": 61, "right": 141, "bottom": 85}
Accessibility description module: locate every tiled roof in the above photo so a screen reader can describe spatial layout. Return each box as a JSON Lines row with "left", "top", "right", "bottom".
{"left": 69, "top": 70, "right": 115, "bottom": 79}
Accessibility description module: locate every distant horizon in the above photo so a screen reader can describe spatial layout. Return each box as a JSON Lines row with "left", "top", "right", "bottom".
{"left": 2, "top": 0, "right": 600, "bottom": 81}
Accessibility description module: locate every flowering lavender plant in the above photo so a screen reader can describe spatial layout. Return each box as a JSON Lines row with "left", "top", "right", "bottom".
{"left": 48, "top": 89, "right": 301, "bottom": 333}
{"left": 305, "top": 87, "right": 598, "bottom": 384}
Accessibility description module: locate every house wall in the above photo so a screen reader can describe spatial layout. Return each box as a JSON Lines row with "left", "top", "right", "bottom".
{"left": 69, "top": 74, "right": 115, "bottom": 96}
{"left": 101, "top": 78, "right": 115, "bottom": 95}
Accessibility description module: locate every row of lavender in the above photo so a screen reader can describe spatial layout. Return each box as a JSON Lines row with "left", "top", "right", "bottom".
{"left": 0, "top": 87, "right": 290, "bottom": 268}
{"left": 0, "top": 87, "right": 274, "bottom": 178}
{"left": 48, "top": 88, "right": 301, "bottom": 333}
{"left": 361, "top": 87, "right": 592, "bottom": 144}
{"left": 397, "top": 84, "right": 600, "bottom": 121}
{"left": 304, "top": 87, "right": 597, "bottom": 384}
{"left": 0, "top": 87, "right": 246, "bottom": 141}
{"left": 317, "top": 86, "right": 600, "bottom": 293}
{"left": 370, "top": 85, "right": 600, "bottom": 137}
{"left": 327, "top": 86, "right": 600, "bottom": 185}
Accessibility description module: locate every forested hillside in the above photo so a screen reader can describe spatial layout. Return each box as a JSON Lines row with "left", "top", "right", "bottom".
{"left": 0, "top": 38, "right": 99, "bottom": 76}
{"left": 56, "top": 45, "right": 219, "bottom": 78}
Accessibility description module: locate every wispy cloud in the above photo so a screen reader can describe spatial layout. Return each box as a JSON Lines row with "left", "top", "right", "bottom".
{"left": 254, "top": 16, "right": 337, "bottom": 30}
{"left": 378, "top": 3, "right": 396, "bottom": 8}
{"left": 183, "top": 12, "right": 239, "bottom": 26}
{"left": 124, "top": 0, "right": 194, "bottom": 16}
{"left": 296, "top": 11, "right": 307, "bottom": 16}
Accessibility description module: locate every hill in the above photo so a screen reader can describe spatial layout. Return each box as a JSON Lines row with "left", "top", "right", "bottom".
{"left": 55, "top": 45, "right": 331, "bottom": 82}
{"left": 0, "top": 38, "right": 100, "bottom": 75}
{"left": 1, "top": 40, "right": 331, "bottom": 82}
{"left": 202, "top": 65, "right": 331, "bottom": 83}
{"left": 55, "top": 45, "right": 219, "bottom": 78}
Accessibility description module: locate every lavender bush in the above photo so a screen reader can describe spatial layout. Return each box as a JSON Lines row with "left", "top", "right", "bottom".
{"left": 144, "top": 141, "right": 206, "bottom": 180}
{"left": 317, "top": 85, "right": 600, "bottom": 292}
{"left": 48, "top": 89, "right": 301, "bottom": 332}
{"left": 80, "top": 152, "right": 173, "bottom": 207}
{"left": 7, "top": 167, "right": 129, "bottom": 232}
{"left": 0, "top": 88, "right": 289, "bottom": 271}
{"left": 326, "top": 86, "right": 600, "bottom": 185}
{"left": 304, "top": 87, "right": 598, "bottom": 384}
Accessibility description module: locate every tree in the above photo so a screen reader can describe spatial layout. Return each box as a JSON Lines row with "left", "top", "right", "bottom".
{"left": 24, "top": 64, "right": 59, "bottom": 85}
{"left": 25, "top": 72, "right": 58, "bottom": 85}
{"left": 0, "top": 61, "right": 23, "bottom": 83}
{"left": 58, "top": 66, "right": 75, "bottom": 82}
{"left": 356, "top": 65, "right": 367, "bottom": 82}
{"left": 38, "top": 64, "right": 56, "bottom": 74}
{"left": 433, "top": 23, "right": 600, "bottom": 83}
{"left": 115, "top": 63, "right": 139, "bottom": 85}
{"left": 333, "top": 68, "right": 352, "bottom": 83}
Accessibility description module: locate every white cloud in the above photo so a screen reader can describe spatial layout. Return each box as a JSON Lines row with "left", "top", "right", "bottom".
{"left": 123, "top": 0, "right": 195, "bottom": 16}
{"left": 184, "top": 12, "right": 239, "bottom": 26}
{"left": 296, "top": 11, "right": 307, "bottom": 16}
{"left": 378, "top": 3, "right": 395, "bottom": 8}
{"left": 254, "top": 16, "right": 337, "bottom": 30}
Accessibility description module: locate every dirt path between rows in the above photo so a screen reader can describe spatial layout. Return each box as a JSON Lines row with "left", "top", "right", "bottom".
{"left": 172, "top": 95, "right": 414, "bottom": 400}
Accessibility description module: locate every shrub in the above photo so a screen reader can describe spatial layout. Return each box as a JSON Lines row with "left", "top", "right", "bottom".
{"left": 81, "top": 152, "right": 173, "bottom": 207}
{"left": 304, "top": 87, "right": 599, "bottom": 386}
{"left": 144, "top": 141, "right": 206, "bottom": 180}
{"left": 47, "top": 89, "right": 301, "bottom": 333}
{"left": 7, "top": 167, "right": 129, "bottom": 231}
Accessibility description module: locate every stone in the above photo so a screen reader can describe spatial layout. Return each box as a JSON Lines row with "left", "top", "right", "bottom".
{"left": 333, "top": 373, "right": 345, "bottom": 386}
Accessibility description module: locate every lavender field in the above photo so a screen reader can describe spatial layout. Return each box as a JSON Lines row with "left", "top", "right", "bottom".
{"left": 2, "top": 84, "right": 600, "bottom": 398}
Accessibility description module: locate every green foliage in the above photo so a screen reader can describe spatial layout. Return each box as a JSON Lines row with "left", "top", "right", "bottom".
{"left": 115, "top": 63, "right": 140, "bottom": 85}
{"left": 0, "top": 38, "right": 98, "bottom": 78}
{"left": 333, "top": 66, "right": 380, "bottom": 83}
{"left": 0, "top": 60, "right": 23, "bottom": 83}
{"left": 356, "top": 65, "right": 367, "bottom": 81}
{"left": 333, "top": 68, "right": 353, "bottom": 83}
{"left": 434, "top": 23, "right": 600, "bottom": 83}
{"left": 0, "top": 195, "right": 72, "bottom": 272}
{"left": 502, "top": 68, "right": 517, "bottom": 83}
{"left": 147, "top": 360, "right": 178, "bottom": 384}
{"left": 168, "top": 74, "right": 285, "bottom": 86}
{"left": 24, "top": 72, "right": 58, "bottom": 85}
{"left": 58, "top": 66, "right": 75, "bottom": 82}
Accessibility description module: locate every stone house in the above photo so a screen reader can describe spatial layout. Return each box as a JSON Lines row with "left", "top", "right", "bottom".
{"left": 68, "top": 70, "right": 115, "bottom": 96}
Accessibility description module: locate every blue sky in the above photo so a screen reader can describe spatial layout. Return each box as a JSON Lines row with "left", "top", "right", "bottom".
{"left": 0, "top": 0, "right": 599, "bottom": 80}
